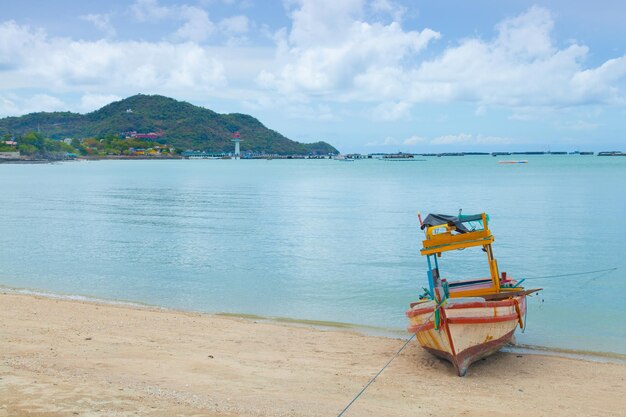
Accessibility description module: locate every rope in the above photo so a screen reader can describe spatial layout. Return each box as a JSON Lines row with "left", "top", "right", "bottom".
{"left": 520, "top": 267, "right": 617, "bottom": 281}
{"left": 336, "top": 307, "right": 439, "bottom": 417}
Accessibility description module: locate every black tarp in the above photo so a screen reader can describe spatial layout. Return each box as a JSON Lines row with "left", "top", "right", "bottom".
{"left": 420, "top": 213, "right": 484, "bottom": 233}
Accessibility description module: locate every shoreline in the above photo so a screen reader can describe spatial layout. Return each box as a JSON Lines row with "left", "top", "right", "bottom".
{"left": 1, "top": 291, "right": 625, "bottom": 416}
{"left": 2, "top": 291, "right": 625, "bottom": 416}
{"left": 2, "top": 284, "right": 624, "bottom": 363}
{"left": 2, "top": 152, "right": 625, "bottom": 165}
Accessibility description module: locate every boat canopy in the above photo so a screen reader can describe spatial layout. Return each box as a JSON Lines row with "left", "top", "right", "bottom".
{"left": 420, "top": 212, "right": 502, "bottom": 297}
{"left": 420, "top": 213, "right": 493, "bottom": 256}
{"left": 420, "top": 213, "right": 486, "bottom": 233}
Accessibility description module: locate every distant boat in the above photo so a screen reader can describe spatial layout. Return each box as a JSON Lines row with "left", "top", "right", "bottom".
{"left": 334, "top": 155, "right": 355, "bottom": 161}
{"left": 498, "top": 160, "right": 528, "bottom": 164}
{"left": 382, "top": 154, "right": 420, "bottom": 161}
{"left": 406, "top": 213, "right": 541, "bottom": 376}
{"left": 598, "top": 151, "right": 626, "bottom": 156}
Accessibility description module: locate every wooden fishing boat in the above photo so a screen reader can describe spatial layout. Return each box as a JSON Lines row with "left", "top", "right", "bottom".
{"left": 406, "top": 213, "right": 541, "bottom": 376}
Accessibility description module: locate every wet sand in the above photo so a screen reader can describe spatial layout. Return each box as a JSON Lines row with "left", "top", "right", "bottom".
{"left": 1, "top": 292, "right": 624, "bottom": 416}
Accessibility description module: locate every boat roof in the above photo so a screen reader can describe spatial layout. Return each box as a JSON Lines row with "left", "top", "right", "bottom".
{"left": 420, "top": 213, "right": 485, "bottom": 233}
{"left": 420, "top": 212, "right": 493, "bottom": 255}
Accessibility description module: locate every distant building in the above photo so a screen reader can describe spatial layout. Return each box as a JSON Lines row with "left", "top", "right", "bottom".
{"left": 123, "top": 130, "right": 165, "bottom": 140}
{"left": 0, "top": 151, "right": 20, "bottom": 159}
{"left": 135, "top": 132, "right": 163, "bottom": 139}
{"left": 4, "top": 140, "right": 17, "bottom": 146}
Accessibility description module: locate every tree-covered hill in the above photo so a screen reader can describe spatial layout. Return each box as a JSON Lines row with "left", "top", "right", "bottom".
{"left": 0, "top": 95, "right": 338, "bottom": 155}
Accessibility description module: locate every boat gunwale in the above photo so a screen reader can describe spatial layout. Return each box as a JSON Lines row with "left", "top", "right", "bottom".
{"left": 406, "top": 298, "right": 517, "bottom": 318}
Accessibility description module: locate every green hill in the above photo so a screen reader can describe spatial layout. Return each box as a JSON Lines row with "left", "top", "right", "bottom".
{"left": 0, "top": 95, "right": 338, "bottom": 155}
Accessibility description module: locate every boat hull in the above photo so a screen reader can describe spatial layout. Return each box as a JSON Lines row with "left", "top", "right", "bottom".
{"left": 406, "top": 295, "right": 526, "bottom": 376}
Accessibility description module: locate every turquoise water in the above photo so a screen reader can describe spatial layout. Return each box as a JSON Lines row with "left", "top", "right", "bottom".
{"left": 1, "top": 157, "right": 624, "bottom": 354}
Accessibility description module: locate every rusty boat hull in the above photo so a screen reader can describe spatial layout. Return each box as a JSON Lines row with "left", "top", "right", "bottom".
{"left": 406, "top": 294, "right": 526, "bottom": 376}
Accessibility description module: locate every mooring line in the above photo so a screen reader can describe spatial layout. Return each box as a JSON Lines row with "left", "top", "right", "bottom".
{"left": 336, "top": 308, "right": 438, "bottom": 417}
{"left": 521, "top": 267, "right": 618, "bottom": 280}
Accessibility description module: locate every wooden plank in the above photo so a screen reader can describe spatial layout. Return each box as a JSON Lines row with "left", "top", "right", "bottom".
{"left": 420, "top": 236, "right": 493, "bottom": 255}
{"left": 422, "top": 229, "right": 492, "bottom": 248}
{"left": 479, "top": 288, "right": 542, "bottom": 301}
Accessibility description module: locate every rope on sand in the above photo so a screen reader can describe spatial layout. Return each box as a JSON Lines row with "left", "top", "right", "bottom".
{"left": 336, "top": 306, "right": 441, "bottom": 417}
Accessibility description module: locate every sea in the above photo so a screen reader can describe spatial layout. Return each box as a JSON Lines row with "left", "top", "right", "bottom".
{"left": 1, "top": 156, "right": 624, "bottom": 356}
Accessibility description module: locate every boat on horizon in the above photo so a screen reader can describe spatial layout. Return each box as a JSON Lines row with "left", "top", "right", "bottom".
{"left": 498, "top": 160, "right": 528, "bottom": 164}
{"left": 381, "top": 153, "right": 422, "bottom": 161}
{"left": 406, "top": 213, "right": 541, "bottom": 376}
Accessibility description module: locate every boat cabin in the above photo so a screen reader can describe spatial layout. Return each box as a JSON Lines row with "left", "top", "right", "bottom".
{"left": 420, "top": 213, "right": 521, "bottom": 300}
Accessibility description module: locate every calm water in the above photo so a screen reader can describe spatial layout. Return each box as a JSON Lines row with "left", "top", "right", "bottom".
{"left": 1, "top": 157, "right": 625, "bottom": 354}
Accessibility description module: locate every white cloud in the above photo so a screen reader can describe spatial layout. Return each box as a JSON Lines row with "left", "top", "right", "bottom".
{"left": 475, "top": 135, "right": 513, "bottom": 145}
{"left": 257, "top": 4, "right": 626, "bottom": 112}
{"left": 0, "top": 21, "right": 226, "bottom": 96}
{"left": 218, "top": 15, "right": 250, "bottom": 45}
{"left": 431, "top": 133, "right": 473, "bottom": 145}
{"left": 219, "top": 15, "right": 249, "bottom": 34}
{"left": 32, "top": 94, "right": 67, "bottom": 111}
{"left": 370, "top": 0, "right": 406, "bottom": 22}
{"left": 403, "top": 6, "right": 626, "bottom": 107}
{"left": 0, "top": 93, "right": 66, "bottom": 117}
{"left": 80, "top": 93, "right": 122, "bottom": 112}
{"left": 431, "top": 134, "right": 512, "bottom": 145}
{"left": 286, "top": 0, "right": 364, "bottom": 47}
{"left": 174, "top": 6, "right": 214, "bottom": 43}
{"left": 556, "top": 120, "right": 599, "bottom": 131}
{"left": 0, "top": 95, "right": 19, "bottom": 116}
{"left": 570, "top": 56, "right": 626, "bottom": 104}
{"left": 373, "top": 101, "right": 412, "bottom": 121}
{"left": 494, "top": 5, "right": 554, "bottom": 59}
{"left": 238, "top": 0, "right": 253, "bottom": 9}
{"left": 260, "top": 0, "right": 439, "bottom": 95}
{"left": 0, "top": 21, "right": 45, "bottom": 71}
{"left": 81, "top": 14, "right": 116, "bottom": 38}
{"left": 282, "top": 103, "right": 335, "bottom": 120}
{"left": 403, "top": 135, "right": 426, "bottom": 145}
{"left": 366, "top": 136, "right": 399, "bottom": 146}
{"left": 131, "top": 0, "right": 171, "bottom": 21}
{"left": 131, "top": 0, "right": 215, "bottom": 43}
{"left": 508, "top": 111, "right": 535, "bottom": 121}
{"left": 365, "top": 133, "right": 511, "bottom": 148}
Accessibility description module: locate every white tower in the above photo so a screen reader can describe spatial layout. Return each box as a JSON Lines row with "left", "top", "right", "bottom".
{"left": 231, "top": 131, "right": 242, "bottom": 159}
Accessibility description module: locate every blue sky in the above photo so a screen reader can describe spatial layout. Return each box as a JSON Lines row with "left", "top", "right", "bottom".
{"left": 1, "top": 0, "right": 625, "bottom": 152}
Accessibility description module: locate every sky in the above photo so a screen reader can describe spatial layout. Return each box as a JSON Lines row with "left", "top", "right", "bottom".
{"left": 1, "top": 0, "right": 626, "bottom": 153}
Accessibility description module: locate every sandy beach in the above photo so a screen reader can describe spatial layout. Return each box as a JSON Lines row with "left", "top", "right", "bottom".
{"left": 0, "top": 292, "right": 624, "bottom": 417}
